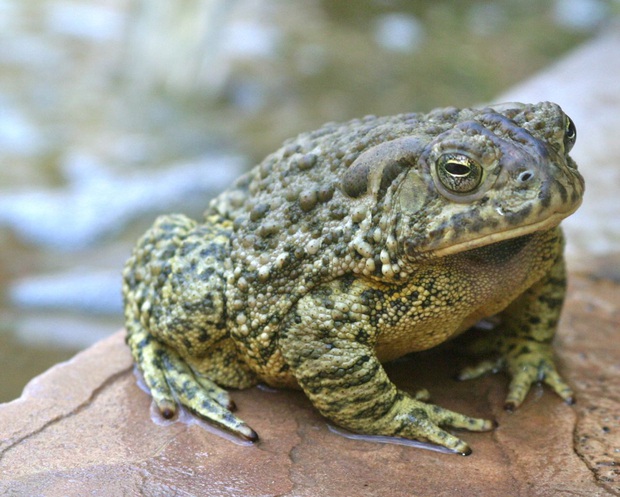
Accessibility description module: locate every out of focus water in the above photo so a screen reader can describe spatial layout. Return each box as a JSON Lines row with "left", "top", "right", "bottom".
{"left": 0, "top": 0, "right": 615, "bottom": 401}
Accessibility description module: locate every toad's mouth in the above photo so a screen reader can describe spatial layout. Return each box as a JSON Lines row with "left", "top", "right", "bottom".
{"left": 429, "top": 208, "right": 578, "bottom": 258}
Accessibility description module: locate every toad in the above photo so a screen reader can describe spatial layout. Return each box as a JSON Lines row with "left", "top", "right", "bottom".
{"left": 123, "top": 101, "right": 584, "bottom": 455}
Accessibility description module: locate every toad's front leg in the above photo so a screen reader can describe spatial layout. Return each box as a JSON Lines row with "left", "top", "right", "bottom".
{"left": 458, "top": 239, "right": 574, "bottom": 410}
{"left": 279, "top": 282, "right": 494, "bottom": 455}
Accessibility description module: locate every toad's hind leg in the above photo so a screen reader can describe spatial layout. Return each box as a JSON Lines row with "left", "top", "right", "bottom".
{"left": 123, "top": 214, "right": 258, "bottom": 440}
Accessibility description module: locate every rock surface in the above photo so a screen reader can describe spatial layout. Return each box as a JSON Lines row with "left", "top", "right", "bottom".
{"left": 0, "top": 271, "right": 618, "bottom": 496}
{"left": 2, "top": 25, "right": 620, "bottom": 497}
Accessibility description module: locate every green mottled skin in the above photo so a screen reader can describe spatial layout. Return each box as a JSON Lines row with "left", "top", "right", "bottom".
{"left": 123, "top": 102, "right": 584, "bottom": 455}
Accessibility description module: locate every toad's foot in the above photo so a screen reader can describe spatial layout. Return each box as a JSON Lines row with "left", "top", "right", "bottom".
{"left": 458, "top": 337, "right": 574, "bottom": 411}
{"left": 127, "top": 330, "right": 258, "bottom": 442}
{"left": 367, "top": 395, "right": 495, "bottom": 456}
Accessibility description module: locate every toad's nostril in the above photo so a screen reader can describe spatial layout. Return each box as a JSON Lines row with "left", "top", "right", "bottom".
{"left": 518, "top": 170, "right": 534, "bottom": 183}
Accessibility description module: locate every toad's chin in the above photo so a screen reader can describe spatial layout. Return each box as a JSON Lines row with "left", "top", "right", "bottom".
{"left": 429, "top": 208, "right": 578, "bottom": 258}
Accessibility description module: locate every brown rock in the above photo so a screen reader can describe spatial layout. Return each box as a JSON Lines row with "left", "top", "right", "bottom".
{"left": 0, "top": 269, "right": 618, "bottom": 497}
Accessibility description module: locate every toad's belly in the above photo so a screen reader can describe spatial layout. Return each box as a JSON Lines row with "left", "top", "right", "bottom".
{"left": 373, "top": 298, "right": 512, "bottom": 363}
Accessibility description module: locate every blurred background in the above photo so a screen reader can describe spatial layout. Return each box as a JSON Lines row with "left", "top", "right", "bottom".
{"left": 0, "top": 0, "right": 618, "bottom": 402}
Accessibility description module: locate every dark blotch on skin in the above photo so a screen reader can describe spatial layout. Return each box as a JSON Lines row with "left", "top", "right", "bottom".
{"left": 377, "top": 160, "right": 408, "bottom": 199}
{"left": 465, "top": 234, "right": 533, "bottom": 265}
{"left": 342, "top": 161, "right": 370, "bottom": 198}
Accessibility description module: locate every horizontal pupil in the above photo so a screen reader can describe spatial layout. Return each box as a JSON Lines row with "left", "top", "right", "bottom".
{"left": 446, "top": 161, "right": 470, "bottom": 176}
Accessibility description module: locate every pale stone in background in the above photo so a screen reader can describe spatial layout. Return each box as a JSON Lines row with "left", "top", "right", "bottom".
{"left": 499, "top": 25, "right": 620, "bottom": 269}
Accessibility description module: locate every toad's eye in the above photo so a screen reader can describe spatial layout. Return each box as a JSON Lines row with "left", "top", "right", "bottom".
{"left": 436, "top": 154, "right": 482, "bottom": 194}
{"left": 564, "top": 115, "right": 577, "bottom": 152}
